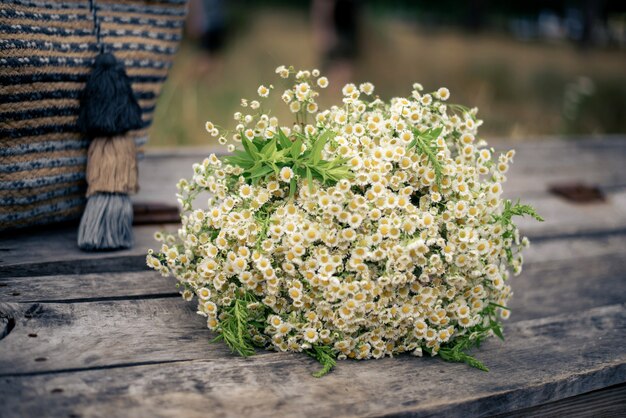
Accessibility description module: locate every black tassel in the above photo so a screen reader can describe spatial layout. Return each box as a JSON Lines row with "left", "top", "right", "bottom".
{"left": 77, "top": 52, "right": 143, "bottom": 137}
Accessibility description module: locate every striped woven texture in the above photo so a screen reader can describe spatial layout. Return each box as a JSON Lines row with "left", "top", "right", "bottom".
{"left": 0, "top": 0, "right": 187, "bottom": 230}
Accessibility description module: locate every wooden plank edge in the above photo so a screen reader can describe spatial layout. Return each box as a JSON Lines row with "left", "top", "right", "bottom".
{"left": 0, "top": 254, "right": 149, "bottom": 278}
{"left": 378, "top": 364, "right": 626, "bottom": 418}
{"left": 490, "top": 382, "right": 626, "bottom": 418}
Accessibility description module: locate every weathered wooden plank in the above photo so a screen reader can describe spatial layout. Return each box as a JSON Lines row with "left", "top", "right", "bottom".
{"left": 0, "top": 304, "right": 624, "bottom": 418}
{"left": 522, "top": 231, "right": 626, "bottom": 263}
{"left": 494, "top": 382, "right": 626, "bottom": 418}
{"left": 497, "top": 137, "right": 626, "bottom": 195}
{"left": 0, "top": 248, "right": 624, "bottom": 376}
{"left": 0, "top": 225, "right": 174, "bottom": 278}
{"left": 0, "top": 299, "right": 225, "bottom": 376}
{"left": 508, "top": 251, "right": 626, "bottom": 321}
{"left": 0, "top": 271, "right": 176, "bottom": 303}
{"left": 510, "top": 189, "right": 626, "bottom": 237}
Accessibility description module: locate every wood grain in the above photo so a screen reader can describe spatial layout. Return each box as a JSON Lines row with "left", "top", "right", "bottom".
{"left": 511, "top": 189, "right": 626, "bottom": 238}
{"left": 0, "top": 271, "right": 175, "bottom": 303}
{"left": 0, "top": 299, "right": 222, "bottom": 376}
{"left": 0, "top": 225, "right": 176, "bottom": 278}
{"left": 0, "top": 248, "right": 624, "bottom": 376}
{"left": 508, "top": 251, "right": 626, "bottom": 321}
{"left": 0, "top": 304, "right": 624, "bottom": 418}
{"left": 494, "top": 383, "right": 626, "bottom": 418}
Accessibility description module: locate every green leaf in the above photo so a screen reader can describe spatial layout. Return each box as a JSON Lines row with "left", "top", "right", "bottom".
{"left": 311, "top": 130, "right": 335, "bottom": 164}
{"left": 490, "top": 200, "right": 542, "bottom": 266}
{"left": 249, "top": 165, "right": 274, "bottom": 179}
{"left": 492, "top": 324, "right": 505, "bottom": 341}
{"left": 310, "top": 166, "right": 328, "bottom": 183}
{"left": 252, "top": 137, "right": 266, "bottom": 150}
{"left": 277, "top": 128, "right": 291, "bottom": 149}
{"left": 289, "top": 177, "right": 297, "bottom": 198}
{"left": 439, "top": 348, "right": 489, "bottom": 372}
{"left": 242, "top": 137, "right": 260, "bottom": 160}
{"left": 326, "top": 165, "right": 354, "bottom": 181}
{"left": 214, "top": 296, "right": 257, "bottom": 357}
{"left": 410, "top": 127, "right": 444, "bottom": 187}
{"left": 224, "top": 155, "right": 254, "bottom": 168}
{"left": 292, "top": 131, "right": 308, "bottom": 142}
{"left": 223, "top": 150, "right": 254, "bottom": 167}
{"left": 488, "top": 302, "right": 510, "bottom": 311}
{"left": 424, "top": 126, "right": 443, "bottom": 140}
{"left": 306, "top": 167, "right": 313, "bottom": 193}
{"left": 231, "top": 149, "right": 251, "bottom": 160}
{"left": 504, "top": 200, "right": 544, "bottom": 223}
{"left": 260, "top": 138, "right": 277, "bottom": 159}
{"left": 291, "top": 137, "right": 303, "bottom": 159}
{"left": 317, "top": 129, "right": 337, "bottom": 145}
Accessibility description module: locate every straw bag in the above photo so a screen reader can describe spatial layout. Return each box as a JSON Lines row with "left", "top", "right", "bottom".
{"left": 0, "top": 0, "right": 187, "bottom": 238}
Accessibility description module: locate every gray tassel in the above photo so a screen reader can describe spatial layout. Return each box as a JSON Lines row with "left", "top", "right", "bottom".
{"left": 78, "top": 193, "right": 134, "bottom": 251}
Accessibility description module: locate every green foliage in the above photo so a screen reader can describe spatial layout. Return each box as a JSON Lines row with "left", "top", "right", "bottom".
{"left": 223, "top": 129, "right": 353, "bottom": 196}
{"left": 212, "top": 292, "right": 259, "bottom": 357}
{"left": 436, "top": 303, "right": 507, "bottom": 372}
{"left": 497, "top": 199, "right": 544, "bottom": 226}
{"left": 438, "top": 344, "right": 489, "bottom": 371}
{"left": 305, "top": 345, "right": 337, "bottom": 378}
{"left": 408, "top": 127, "right": 444, "bottom": 186}
{"left": 494, "top": 199, "right": 544, "bottom": 263}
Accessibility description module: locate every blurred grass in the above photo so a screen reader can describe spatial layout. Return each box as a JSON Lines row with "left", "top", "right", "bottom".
{"left": 149, "top": 9, "right": 626, "bottom": 147}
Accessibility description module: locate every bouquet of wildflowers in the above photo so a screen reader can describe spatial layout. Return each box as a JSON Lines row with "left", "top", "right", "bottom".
{"left": 147, "top": 66, "right": 542, "bottom": 377}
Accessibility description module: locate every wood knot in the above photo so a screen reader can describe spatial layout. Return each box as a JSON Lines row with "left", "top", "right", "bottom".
{"left": 549, "top": 182, "right": 606, "bottom": 203}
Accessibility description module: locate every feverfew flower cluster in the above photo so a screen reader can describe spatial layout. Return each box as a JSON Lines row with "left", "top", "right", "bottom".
{"left": 148, "top": 66, "right": 540, "bottom": 375}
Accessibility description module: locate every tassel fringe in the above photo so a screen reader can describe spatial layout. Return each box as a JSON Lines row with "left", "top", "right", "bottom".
{"left": 77, "top": 52, "right": 143, "bottom": 138}
{"left": 86, "top": 136, "right": 138, "bottom": 197}
{"left": 77, "top": 193, "right": 134, "bottom": 251}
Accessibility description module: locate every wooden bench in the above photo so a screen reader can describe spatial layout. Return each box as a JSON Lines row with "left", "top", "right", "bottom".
{"left": 1, "top": 137, "right": 625, "bottom": 417}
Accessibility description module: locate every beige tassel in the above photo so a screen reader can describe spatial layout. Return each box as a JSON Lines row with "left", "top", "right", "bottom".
{"left": 85, "top": 136, "right": 138, "bottom": 197}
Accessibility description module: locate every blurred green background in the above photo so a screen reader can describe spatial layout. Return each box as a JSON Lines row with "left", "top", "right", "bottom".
{"left": 148, "top": 0, "right": 626, "bottom": 147}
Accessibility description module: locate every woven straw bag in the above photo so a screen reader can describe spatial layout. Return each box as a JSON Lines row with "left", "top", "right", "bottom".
{"left": 0, "top": 0, "right": 187, "bottom": 231}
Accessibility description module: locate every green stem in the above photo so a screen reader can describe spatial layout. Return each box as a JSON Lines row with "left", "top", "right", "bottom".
{"left": 306, "top": 345, "right": 337, "bottom": 378}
